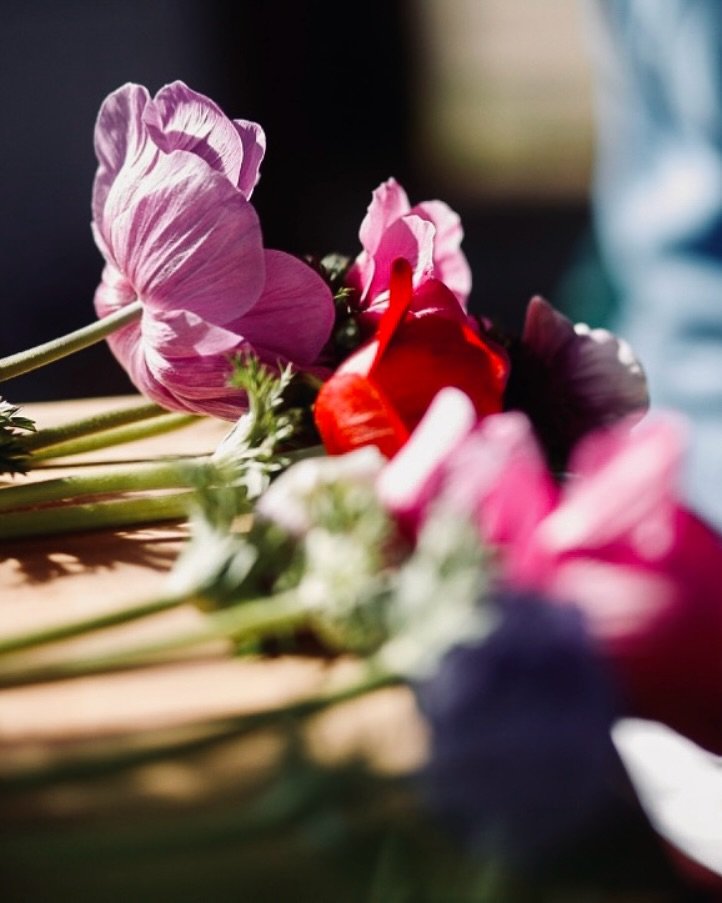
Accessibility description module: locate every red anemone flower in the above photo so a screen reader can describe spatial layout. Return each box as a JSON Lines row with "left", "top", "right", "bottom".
{"left": 314, "top": 259, "right": 508, "bottom": 457}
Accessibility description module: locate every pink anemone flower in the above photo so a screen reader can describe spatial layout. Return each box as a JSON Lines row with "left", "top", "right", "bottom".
{"left": 380, "top": 390, "right": 722, "bottom": 754}
{"left": 345, "top": 178, "right": 472, "bottom": 330}
{"left": 92, "top": 81, "right": 334, "bottom": 419}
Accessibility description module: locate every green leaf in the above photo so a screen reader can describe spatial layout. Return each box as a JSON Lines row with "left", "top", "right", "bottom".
{"left": 0, "top": 397, "right": 36, "bottom": 476}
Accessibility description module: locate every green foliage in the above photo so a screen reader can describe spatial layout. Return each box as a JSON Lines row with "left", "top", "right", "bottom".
{"left": 216, "top": 352, "right": 303, "bottom": 501}
{"left": 0, "top": 397, "right": 36, "bottom": 476}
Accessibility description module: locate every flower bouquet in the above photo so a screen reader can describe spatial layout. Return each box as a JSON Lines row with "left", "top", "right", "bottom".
{"left": 0, "top": 83, "right": 719, "bottom": 902}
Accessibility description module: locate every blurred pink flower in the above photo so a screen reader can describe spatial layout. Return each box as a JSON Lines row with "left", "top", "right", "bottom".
{"left": 378, "top": 388, "right": 558, "bottom": 543}
{"left": 380, "top": 391, "right": 722, "bottom": 753}
{"left": 92, "top": 81, "right": 334, "bottom": 419}
{"left": 345, "top": 178, "right": 471, "bottom": 329}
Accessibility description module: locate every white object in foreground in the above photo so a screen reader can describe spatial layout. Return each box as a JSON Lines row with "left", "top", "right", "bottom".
{"left": 612, "top": 718, "right": 722, "bottom": 878}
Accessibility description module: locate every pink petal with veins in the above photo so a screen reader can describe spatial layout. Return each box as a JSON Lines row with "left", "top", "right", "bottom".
{"left": 98, "top": 150, "right": 265, "bottom": 326}
{"left": 233, "top": 119, "right": 266, "bottom": 198}
{"left": 92, "top": 83, "right": 152, "bottom": 225}
{"left": 143, "top": 81, "right": 249, "bottom": 189}
{"left": 348, "top": 178, "right": 472, "bottom": 310}
{"left": 412, "top": 200, "right": 472, "bottom": 307}
{"left": 237, "top": 250, "right": 335, "bottom": 366}
{"left": 358, "top": 177, "right": 410, "bottom": 255}
{"left": 357, "top": 216, "right": 435, "bottom": 326}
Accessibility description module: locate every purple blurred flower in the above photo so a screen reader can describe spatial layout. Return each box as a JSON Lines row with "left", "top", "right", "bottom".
{"left": 504, "top": 296, "right": 648, "bottom": 467}
{"left": 92, "top": 81, "right": 334, "bottom": 419}
{"left": 415, "top": 591, "right": 620, "bottom": 865}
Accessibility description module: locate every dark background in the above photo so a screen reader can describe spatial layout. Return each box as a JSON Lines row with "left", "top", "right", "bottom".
{"left": 0, "top": 0, "right": 589, "bottom": 402}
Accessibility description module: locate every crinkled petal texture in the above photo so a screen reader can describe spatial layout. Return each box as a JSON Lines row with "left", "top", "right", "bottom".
{"left": 95, "top": 268, "right": 244, "bottom": 417}
{"left": 94, "top": 81, "right": 265, "bottom": 209}
{"left": 96, "top": 250, "right": 335, "bottom": 420}
{"left": 524, "top": 296, "right": 648, "bottom": 424}
{"left": 315, "top": 261, "right": 508, "bottom": 458}
{"left": 96, "top": 149, "right": 266, "bottom": 326}
{"left": 92, "top": 81, "right": 334, "bottom": 419}
{"left": 236, "top": 250, "right": 336, "bottom": 367}
{"left": 347, "top": 178, "right": 472, "bottom": 319}
{"left": 93, "top": 84, "right": 153, "bottom": 228}
{"left": 141, "top": 81, "right": 265, "bottom": 197}
{"left": 506, "top": 296, "right": 649, "bottom": 466}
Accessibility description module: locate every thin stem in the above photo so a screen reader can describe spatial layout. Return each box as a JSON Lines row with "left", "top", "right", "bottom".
{"left": 0, "top": 491, "right": 194, "bottom": 540}
{"left": 0, "top": 458, "right": 211, "bottom": 513}
{"left": 25, "top": 399, "right": 166, "bottom": 451}
{"left": 0, "top": 301, "right": 143, "bottom": 382}
{"left": 282, "top": 444, "right": 325, "bottom": 462}
{"left": 0, "top": 591, "right": 310, "bottom": 687}
{"left": 31, "top": 413, "right": 198, "bottom": 462}
{"left": 0, "top": 592, "right": 190, "bottom": 656}
{"left": 1, "top": 660, "right": 398, "bottom": 789}
{"left": 301, "top": 372, "right": 325, "bottom": 392}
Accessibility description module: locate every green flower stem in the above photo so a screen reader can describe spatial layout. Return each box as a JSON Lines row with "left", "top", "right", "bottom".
{"left": 0, "top": 591, "right": 310, "bottom": 688}
{"left": 0, "top": 458, "right": 211, "bottom": 513}
{"left": 1, "top": 660, "right": 398, "bottom": 789}
{"left": 0, "top": 592, "right": 190, "bottom": 657}
{"left": 281, "top": 443, "right": 325, "bottom": 462}
{"left": 31, "top": 412, "right": 198, "bottom": 462}
{"left": 0, "top": 300, "right": 143, "bottom": 382}
{"left": 25, "top": 399, "right": 167, "bottom": 452}
{"left": 0, "top": 491, "right": 194, "bottom": 540}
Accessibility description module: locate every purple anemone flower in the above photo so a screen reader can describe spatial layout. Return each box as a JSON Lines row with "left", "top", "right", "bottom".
{"left": 415, "top": 591, "right": 621, "bottom": 866}
{"left": 92, "top": 82, "right": 334, "bottom": 419}
{"left": 504, "top": 296, "right": 648, "bottom": 468}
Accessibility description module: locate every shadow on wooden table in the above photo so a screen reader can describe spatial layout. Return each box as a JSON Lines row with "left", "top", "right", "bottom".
{"left": 1, "top": 527, "right": 183, "bottom": 585}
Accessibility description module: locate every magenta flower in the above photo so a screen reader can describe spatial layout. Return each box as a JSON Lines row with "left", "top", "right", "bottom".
{"left": 380, "top": 391, "right": 722, "bottom": 753}
{"left": 92, "top": 81, "right": 334, "bottom": 419}
{"left": 345, "top": 178, "right": 472, "bottom": 328}
{"left": 378, "top": 388, "right": 558, "bottom": 543}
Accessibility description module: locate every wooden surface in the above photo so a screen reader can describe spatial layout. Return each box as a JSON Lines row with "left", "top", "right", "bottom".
{"left": 0, "top": 398, "right": 426, "bottom": 819}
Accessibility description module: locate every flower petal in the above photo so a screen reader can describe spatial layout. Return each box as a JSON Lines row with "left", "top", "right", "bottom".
{"left": 233, "top": 119, "right": 266, "bottom": 198}
{"left": 613, "top": 719, "right": 722, "bottom": 881}
{"left": 442, "top": 412, "right": 560, "bottom": 551}
{"left": 377, "top": 387, "right": 477, "bottom": 532}
{"left": 355, "top": 215, "right": 435, "bottom": 311}
{"left": 94, "top": 262, "right": 247, "bottom": 418}
{"left": 143, "top": 81, "right": 248, "bottom": 190}
{"left": 523, "top": 295, "right": 649, "bottom": 431}
{"left": 235, "top": 250, "right": 334, "bottom": 366}
{"left": 101, "top": 149, "right": 265, "bottom": 325}
{"left": 412, "top": 199, "right": 472, "bottom": 307}
{"left": 358, "top": 177, "right": 410, "bottom": 256}
{"left": 94, "top": 285, "right": 194, "bottom": 414}
{"left": 372, "top": 314, "right": 507, "bottom": 432}
{"left": 542, "top": 415, "right": 687, "bottom": 555}
{"left": 418, "top": 593, "right": 618, "bottom": 865}
{"left": 92, "top": 83, "right": 151, "bottom": 227}
{"left": 314, "top": 372, "right": 409, "bottom": 458}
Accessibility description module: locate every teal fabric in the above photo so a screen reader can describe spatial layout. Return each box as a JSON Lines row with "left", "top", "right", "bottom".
{"left": 589, "top": 0, "right": 722, "bottom": 529}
